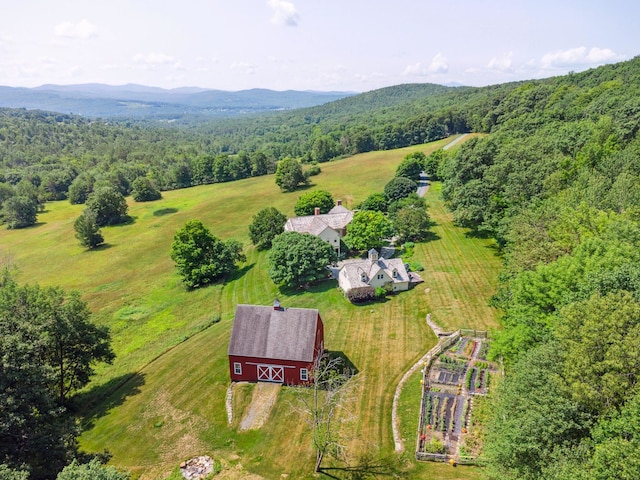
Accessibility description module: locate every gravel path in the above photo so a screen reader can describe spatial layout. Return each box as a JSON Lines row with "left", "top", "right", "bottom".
{"left": 443, "top": 133, "right": 469, "bottom": 150}
{"left": 239, "top": 382, "right": 281, "bottom": 431}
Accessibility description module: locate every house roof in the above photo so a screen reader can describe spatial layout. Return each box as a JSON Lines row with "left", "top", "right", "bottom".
{"left": 284, "top": 206, "right": 353, "bottom": 235}
{"left": 338, "top": 253, "right": 410, "bottom": 291}
{"left": 228, "top": 305, "right": 321, "bottom": 362}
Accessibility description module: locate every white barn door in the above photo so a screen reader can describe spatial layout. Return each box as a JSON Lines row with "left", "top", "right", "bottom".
{"left": 257, "top": 364, "right": 285, "bottom": 383}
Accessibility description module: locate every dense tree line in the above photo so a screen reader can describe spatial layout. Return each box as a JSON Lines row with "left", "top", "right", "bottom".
{"left": 438, "top": 56, "right": 640, "bottom": 477}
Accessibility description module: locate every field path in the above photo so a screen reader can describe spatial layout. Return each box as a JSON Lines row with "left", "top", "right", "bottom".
{"left": 239, "top": 383, "right": 281, "bottom": 431}
{"left": 443, "top": 133, "right": 469, "bottom": 150}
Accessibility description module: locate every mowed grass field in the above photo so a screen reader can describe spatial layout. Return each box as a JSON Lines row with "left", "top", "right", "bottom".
{"left": 0, "top": 135, "right": 500, "bottom": 479}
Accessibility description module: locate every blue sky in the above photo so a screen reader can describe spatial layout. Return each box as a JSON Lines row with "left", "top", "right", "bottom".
{"left": 0, "top": 0, "right": 637, "bottom": 92}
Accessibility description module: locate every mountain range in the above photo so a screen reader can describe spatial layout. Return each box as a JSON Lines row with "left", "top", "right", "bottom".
{"left": 0, "top": 83, "right": 356, "bottom": 119}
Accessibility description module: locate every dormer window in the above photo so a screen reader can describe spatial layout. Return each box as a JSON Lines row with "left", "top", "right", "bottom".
{"left": 361, "top": 272, "right": 368, "bottom": 282}
{"left": 392, "top": 269, "right": 398, "bottom": 278}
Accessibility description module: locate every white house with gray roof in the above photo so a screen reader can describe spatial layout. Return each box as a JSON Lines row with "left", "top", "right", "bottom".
{"left": 338, "top": 249, "right": 410, "bottom": 295}
{"left": 284, "top": 201, "right": 353, "bottom": 256}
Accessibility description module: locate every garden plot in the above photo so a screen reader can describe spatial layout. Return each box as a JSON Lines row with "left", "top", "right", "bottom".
{"left": 416, "top": 335, "right": 500, "bottom": 463}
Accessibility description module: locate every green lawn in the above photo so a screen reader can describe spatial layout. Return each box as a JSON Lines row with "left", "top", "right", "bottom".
{"left": 0, "top": 136, "right": 501, "bottom": 479}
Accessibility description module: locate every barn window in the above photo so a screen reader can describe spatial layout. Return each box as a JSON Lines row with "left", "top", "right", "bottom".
{"left": 233, "top": 362, "right": 242, "bottom": 375}
{"left": 300, "top": 368, "right": 309, "bottom": 381}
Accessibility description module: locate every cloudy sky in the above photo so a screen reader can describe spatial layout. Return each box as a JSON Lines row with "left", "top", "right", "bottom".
{"left": 0, "top": 0, "right": 637, "bottom": 92}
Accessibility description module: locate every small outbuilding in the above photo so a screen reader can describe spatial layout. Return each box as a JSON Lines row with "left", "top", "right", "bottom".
{"left": 228, "top": 302, "right": 324, "bottom": 385}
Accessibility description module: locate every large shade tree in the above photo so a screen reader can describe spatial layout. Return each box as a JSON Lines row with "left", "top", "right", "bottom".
{"left": 170, "top": 219, "right": 246, "bottom": 289}
{"left": 343, "top": 210, "right": 393, "bottom": 251}
{"left": 85, "top": 186, "right": 129, "bottom": 226}
{"left": 275, "top": 157, "right": 308, "bottom": 192}
{"left": 248, "top": 206, "right": 287, "bottom": 250}
{"left": 2, "top": 195, "right": 38, "bottom": 229}
{"left": 294, "top": 190, "right": 335, "bottom": 216}
{"left": 269, "top": 231, "right": 337, "bottom": 288}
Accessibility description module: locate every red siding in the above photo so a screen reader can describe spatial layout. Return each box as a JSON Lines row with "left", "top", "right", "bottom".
{"left": 228, "top": 312, "right": 325, "bottom": 386}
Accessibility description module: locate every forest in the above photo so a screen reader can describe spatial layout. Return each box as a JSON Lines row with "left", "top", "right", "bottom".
{"left": 2, "top": 55, "right": 640, "bottom": 478}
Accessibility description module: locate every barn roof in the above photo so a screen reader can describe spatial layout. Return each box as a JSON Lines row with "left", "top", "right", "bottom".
{"left": 228, "top": 305, "right": 321, "bottom": 362}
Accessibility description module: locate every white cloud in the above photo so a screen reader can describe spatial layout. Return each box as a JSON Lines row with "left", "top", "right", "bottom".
{"left": 230, "top": 62, "right": 256, "bottom": 75}
{"left": 132, "top": 52, "right": 177, "bottom": 67}
{"left": 267, "top": 0, "right": 300, "bottom": 27}
{"left": 487, "top": 52, "right": 513, "bottom": 72}
{"left": 402, "top": 62, "right": 426, "bottom": 77}
{"left": 428, "top": 53, "right": 449, "bottom": 74}
{"left": 541, "top": 47, "right": 622, "bottom": 69}
{"left": 403, "top": 54, "right": 448, "bottom": 78}
{"left": 54, "top": 19, "right": 97, "bottom": 39}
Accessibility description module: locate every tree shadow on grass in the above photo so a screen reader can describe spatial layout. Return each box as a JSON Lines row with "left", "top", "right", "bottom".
{"left": 319, "top": 453, "right": 405, "bottom": 479}
{"left": 85, "top": 243, "right": 114, "bottom": 252}
{"left": 464, "top": 228, "right": 492, "bottom": 240}
{"left": 228, "top": 263, "right": 255, "bottom": 281}
{"left": 419, "top": 230, "right": 441, "bottom": 243}
{"left": 324, "top": 350, "right": 359, "bottom": 376}
{"left": 153, "top": 207, "right": 178, "bottom": 216}
{"left": 72, "top": 372, "right": 145, "bottom": 430}
{"left": 278, "top": 278, "right": 338, "bottom": 297}
{"left": 16, "top": 221, "right": 46, "bottom": 229}
{"left": 109, "top": 215, "right": 136, "bottom": 227}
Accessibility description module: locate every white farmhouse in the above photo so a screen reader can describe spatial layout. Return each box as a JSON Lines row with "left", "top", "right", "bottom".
{"left": 284, "top": 201, "right": 353, "bottom": 256}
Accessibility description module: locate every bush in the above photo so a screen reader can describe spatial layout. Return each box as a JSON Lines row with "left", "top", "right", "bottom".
{"left": 407, "top": 261, "right": 424, "bottom": 271}
{"left": 346, "top": 286, "right": 376, "bottom": 303}
{"left": 375, "top": 286, "right": 387, "bottom": 298}
{"left": 306, "top": 165, "right": 321, "bottom": 177}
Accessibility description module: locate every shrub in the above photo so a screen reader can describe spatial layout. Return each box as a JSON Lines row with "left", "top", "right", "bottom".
{"left": 346, "top": 286, "right": 376, "bottom": 303}
{"left": 306, "top": 165, "right": 321, "bottom": 177}
{"left": 375, "top": 286, "right": 387, "bottom": 298}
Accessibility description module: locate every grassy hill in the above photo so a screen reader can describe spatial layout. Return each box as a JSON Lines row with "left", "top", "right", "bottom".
{"left": 0, "top": 137, "right": 500, "bottom": 479}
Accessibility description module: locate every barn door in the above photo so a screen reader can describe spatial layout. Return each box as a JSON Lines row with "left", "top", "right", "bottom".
{"left": 257, "top": 364, "right": 285, "bottom": 383}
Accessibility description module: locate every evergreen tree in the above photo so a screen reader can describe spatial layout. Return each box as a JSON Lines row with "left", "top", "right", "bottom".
{"left": 74, "top": 210, "right": 104, "bottom": 248}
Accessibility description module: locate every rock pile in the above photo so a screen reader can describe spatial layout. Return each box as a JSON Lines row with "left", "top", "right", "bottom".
{"left": 180, "top": 455, "right": 214, "bottom": 479}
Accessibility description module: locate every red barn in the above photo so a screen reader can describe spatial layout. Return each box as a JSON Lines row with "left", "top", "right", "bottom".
{"left": 228, "top": 302, "right": 325, "bottom": 385}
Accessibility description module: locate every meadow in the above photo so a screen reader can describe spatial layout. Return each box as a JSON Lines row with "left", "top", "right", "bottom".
{"left": 0, "top": 136, "right": 501, "bottom": 479}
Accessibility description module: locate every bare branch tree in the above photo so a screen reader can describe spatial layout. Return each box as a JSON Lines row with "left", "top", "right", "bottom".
{"left": 292, "top": 352, "right": 361, "bottom": 473}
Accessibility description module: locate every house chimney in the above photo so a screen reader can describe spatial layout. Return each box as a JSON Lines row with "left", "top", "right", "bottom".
{"left": 273, "top": 299, "right": 281, "bottom": 310}
{"left": 337, "top": 200, "right": 342, "bottom": 206}
{"left": 314, "top": 207, "right": 320, "bottom": 215}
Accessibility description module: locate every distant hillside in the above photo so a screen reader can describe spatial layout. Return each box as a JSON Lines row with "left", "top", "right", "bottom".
{"left": 0, "top": 83, "right": 355, "bottom": 118}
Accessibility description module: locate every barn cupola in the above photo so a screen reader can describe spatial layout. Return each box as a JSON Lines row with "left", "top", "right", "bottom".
{"left": 368, "top": 249, "right": 379, "bottom": 263}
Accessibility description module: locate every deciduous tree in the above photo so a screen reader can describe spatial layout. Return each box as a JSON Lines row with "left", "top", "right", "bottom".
{"left": 56, "top": 459, "right": 130, "bottom": 480}
{"left": 131, "top": 177, "right": 161, "bottom": 202}
{"left": 358, "top": 192, "right": 388, "bottom": 213}
{"left": 344, "top": 210, "right": 393, "bottom": 251}
{"left": 170, "top": 219, "right": 246, "bottom": 289}
{"left": 393, "top": 206, "right": 431, "bottom": 242}
{"left": 2, "top": 195, "right": 38, "bottom": 229}
{"left": 395, "top": 152, "right": 425, "bottom": 182}
{"left": 294, "top": 190, "right": 335, "bottom": 216}
{"left": 383, "top": 176, "right": 418, "bottom": 203}
{"left": 269, "top": 231, "right": 337, "bottom": 288}
{"left": 85, "top": 186, "right": 128, "bottom": 226}
{"left": 248, "top": 206, "right": 287, "bottom": 250}
{"left": 275, "top": 157, "right": 308, "bottom": 192}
